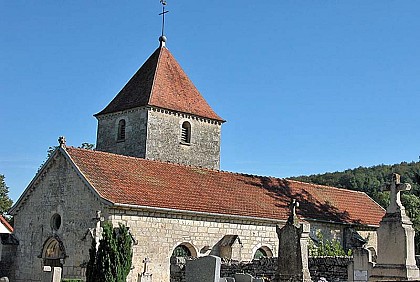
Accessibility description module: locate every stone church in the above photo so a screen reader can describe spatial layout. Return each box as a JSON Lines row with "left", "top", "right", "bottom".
{"left": 9, "top": 37, "right": 385, "bottom": 281}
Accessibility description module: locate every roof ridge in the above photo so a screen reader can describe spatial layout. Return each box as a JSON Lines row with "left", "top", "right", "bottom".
{"left": 148, "top": 46, "right": 164, "bottom": 105}
{"left": 285, "top": 178, "right": 368, "bottom": 194}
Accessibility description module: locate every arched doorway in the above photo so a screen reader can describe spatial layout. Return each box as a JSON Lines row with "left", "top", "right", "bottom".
{"left": 41, "top": 235, "right": 66, "bottom": 267}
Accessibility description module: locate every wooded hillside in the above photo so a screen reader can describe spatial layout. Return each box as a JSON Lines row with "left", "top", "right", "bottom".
{"left": 290, "top": 161, "right": 420, "bottom": 253}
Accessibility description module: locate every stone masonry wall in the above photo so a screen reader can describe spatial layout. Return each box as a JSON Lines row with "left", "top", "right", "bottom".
{"left": 109, "top": 208, "right": 281, "bottom": 282}
{"left": 109, "top": 208, "right": 367, "bottom": 282}
{"left": 0, "top": 244, "right": 17, "bottom": 278}
{"left": 96, "top": 107, "right": 148, "bottom": 158}
{"left": 171, "top": 256, "right": 352, "bottom": 282}
{"left": 96, "top": 107, "right": 223, "bottom": 170}
{"left": 146, "top": 108, "right": 222, "bottom": 169}
{"left": 309, "top": 257, "right": 351, "bottom": 282}
{"left": 11, "top": 151, "right": 106, "bottom": 282}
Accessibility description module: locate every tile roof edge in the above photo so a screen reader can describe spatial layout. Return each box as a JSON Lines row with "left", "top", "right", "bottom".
{"left": 60, "top": 147, "right": 114, "bottom": 206}
{"left": 304, "top": 216, "right": 380, "bottom": 228}
{"left": 0, "top": 215, "right": 13, "bottom": 233}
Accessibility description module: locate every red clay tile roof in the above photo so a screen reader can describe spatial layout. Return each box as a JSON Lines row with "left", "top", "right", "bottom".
{"left": 0, "top": 215, "right": 13, "bottom": 233}
{"left": 66, "top": 147, "right": 384, "bottom": 226}
{"left": 95, "top": 46, "right": 224, "bottom": 121}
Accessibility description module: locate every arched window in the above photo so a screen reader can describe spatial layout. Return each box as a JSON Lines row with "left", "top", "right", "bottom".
{"left": 172, "top": 245, "right": 191, "bottom": 257}
{"left": 253, "top": 246, "right": 273, "bottom": 260}
{"left": 50, "top": 214, "right": 61, "bottom": 231}
{"left": 181, "top": 121, "right": 191, "bottom": 144}
{"left": 171, "top": 243, "right": 197, "bottom": 258}
{"left": 117, "top": 119, "right": 126, "bottom": 141}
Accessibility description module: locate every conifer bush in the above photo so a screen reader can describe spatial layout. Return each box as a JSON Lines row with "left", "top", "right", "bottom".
{"left": 86, "top": 222, "right": 133, "bottom": 282}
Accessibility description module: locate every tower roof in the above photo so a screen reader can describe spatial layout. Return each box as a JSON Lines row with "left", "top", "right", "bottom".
{"left": 95, "top": 45, "right": 224, "bottom": 122}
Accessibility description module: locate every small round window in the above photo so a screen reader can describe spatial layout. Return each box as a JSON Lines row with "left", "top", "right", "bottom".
{"left": 51, "top": 214, "right": 62, "bottom": 231}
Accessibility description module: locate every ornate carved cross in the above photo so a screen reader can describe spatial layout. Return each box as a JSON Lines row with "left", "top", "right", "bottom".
{"left": 383, "top": 173, "right": 411, "bottom": 214}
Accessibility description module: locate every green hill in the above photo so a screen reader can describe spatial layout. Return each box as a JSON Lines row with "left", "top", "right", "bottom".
{"left": 290, "top": 161, "right": 420, "bottom": 253}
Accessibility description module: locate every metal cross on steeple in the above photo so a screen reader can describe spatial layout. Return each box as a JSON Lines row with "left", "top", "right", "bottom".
{"left": 159, "top": 0, "right": 169, "bottom": 38}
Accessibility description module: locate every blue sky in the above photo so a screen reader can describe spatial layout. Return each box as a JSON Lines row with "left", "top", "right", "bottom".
{"left": 1, "top": 1, "right": 420, "bottom": 202}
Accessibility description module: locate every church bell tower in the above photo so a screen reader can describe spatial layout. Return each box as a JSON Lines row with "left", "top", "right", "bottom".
{"left": 94, "top": 37, "right": 225, "bottom": 170}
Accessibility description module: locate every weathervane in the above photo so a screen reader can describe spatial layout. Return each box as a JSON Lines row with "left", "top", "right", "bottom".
{"left": 159, "top": 0, "right": 169, "bottom": 38}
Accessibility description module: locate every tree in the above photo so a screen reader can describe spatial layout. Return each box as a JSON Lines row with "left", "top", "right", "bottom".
{"left": 79, "top": 143, "right": 95, "bottom": 150}
{"left": 0, "top": 175, "right": 13, "bottom": 216}
{"left": 86, "top": 222, "right": 133, "bottom": 282}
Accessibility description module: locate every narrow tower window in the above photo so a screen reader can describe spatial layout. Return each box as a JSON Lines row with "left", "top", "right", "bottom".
{"left": 117, "top": 119, "right": 126, "bottom": 141}
{"left": 181, "top": 121, "right": 191, "bottom": 144}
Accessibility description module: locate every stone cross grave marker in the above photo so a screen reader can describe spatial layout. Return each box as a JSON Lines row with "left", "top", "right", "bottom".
{"left": 383, "top": 173, "right": 411, "bottom": 214}
{"left": 288, "top": 199, "right": 300, "bottom": 226}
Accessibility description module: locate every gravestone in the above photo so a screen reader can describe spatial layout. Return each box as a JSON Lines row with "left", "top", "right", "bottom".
{"left": 210, "top": 235, "right": 242, "bottom": 261}
{"left": 52, "top": 267, "right": 62, "bottom": 282}
{"left": 276, "top": 199, "right": 311, "bottom": 282}
{"left": 220, "top": 278, "right": 235, "bottom": 282}
{"left": 349, "top": 248, "right": 372, "bottom": 282}
{"left": 234, "top": 273, "right": 253, "bottom": 282}
{"left": 370, "top": 174, "right": 420, "bottom": 281}
{"left": 42, "top": 266, "right": 62, "bottom": 282}
{"left": 186, "top": 255, "right": 221, "bottom": 282}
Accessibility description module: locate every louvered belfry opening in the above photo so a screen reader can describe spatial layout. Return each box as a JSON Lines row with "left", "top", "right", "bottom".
{"left": 181, "top": 121, "right": 191, "bottom": 143}
{"left": 118, "top": 119, "right": 126, "bottom": 141}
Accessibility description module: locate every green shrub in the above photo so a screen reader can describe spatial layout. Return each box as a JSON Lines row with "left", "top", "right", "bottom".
{"left": 309, "top": 230, "right": 352, "bottom": 257}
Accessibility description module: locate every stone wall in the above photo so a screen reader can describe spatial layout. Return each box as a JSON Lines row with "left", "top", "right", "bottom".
{"left": 11, "top": 152, "right": 106, "bottom": 282}
{"left": 309, "top": 257, "right": 351, "bottom": 282}
{"left": 96, "top": 107, "right": 223, "bottom": 170}
{"left": 220, "top": 258, "right": 277, "bottom": 280}
{"left": 96, "top": 107, "right": 148, "bottom": 158}
{"left": 0, "top": 244, "right": 17, "bottom": 278}
{"left": 109, "top": 208, "right": 281, "bottom": 282}
{"left": 171, "top": 256, "right": 352, "bottom": 282}
{"left": 146, "top": 108, "right": 222, "bottom": 169}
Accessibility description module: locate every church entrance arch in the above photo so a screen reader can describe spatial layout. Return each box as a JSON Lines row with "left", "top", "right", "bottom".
{"left": 40, "top": 235, "right": 67, "bottom": 267}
